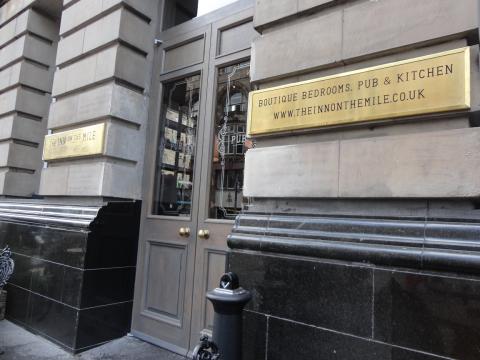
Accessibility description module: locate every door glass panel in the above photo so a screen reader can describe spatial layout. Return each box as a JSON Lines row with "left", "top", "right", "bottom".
{"left": 209, "top": 62, "right": 252, "bottom": 220}
{"left": 152, "top": 75, "right": 200, "bottom": 216}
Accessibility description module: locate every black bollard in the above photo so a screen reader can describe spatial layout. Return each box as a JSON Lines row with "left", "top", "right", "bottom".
{"left": 192, "top": 272, "right": 251, "bottom": 360}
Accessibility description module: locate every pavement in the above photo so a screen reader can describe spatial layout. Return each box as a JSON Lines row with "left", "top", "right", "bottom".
{"left": 0, "top": 320, "right": 186, "bottom": 360}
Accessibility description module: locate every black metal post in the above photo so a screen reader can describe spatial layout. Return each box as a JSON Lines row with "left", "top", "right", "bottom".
{"left": 192, "top": 272, "right": 251, "bottom": 360}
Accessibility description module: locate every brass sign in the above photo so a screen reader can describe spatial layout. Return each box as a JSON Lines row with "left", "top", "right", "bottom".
{"left": 43, "top": 123, "right": 106, "bottom": 161}
{"left": 247, "top": 47, "right": 470, "bottom": 136}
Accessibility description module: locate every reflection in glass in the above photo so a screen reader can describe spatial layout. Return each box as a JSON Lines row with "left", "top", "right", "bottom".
{"left": 163, "top": 0, "right": 239, "bottom": 29}
{"left": 209, "top": 62, "right": 252, "bottom": 219}
{"left": 152, "top": 75, "right": 200, "bottom": 216}
{"left": 197, "top": 0, "right": 237, "bottom": 16}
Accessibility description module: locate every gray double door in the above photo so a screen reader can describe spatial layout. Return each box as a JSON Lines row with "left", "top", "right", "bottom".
{"left": 131, "top": 3, "right": 256, "bottom": 356}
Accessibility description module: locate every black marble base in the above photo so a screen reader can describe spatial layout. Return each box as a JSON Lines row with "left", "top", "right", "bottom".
{"left": 231, "top": 251, "right": 480, "bottom": 360}
{"left": 266, "top": 316, "right": 444, "bottom": 360}
{"left": 229, "top": 212, "right": 480, "bottom": 360}
{"left": 0, "top": 201, "right": 141, "bottom": 353}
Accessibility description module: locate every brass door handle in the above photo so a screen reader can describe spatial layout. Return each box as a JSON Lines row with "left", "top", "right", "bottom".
{"left": 179, "top": 227, "right": 191, "bottom": 237}
{"left": 198, "top": 229, "right": 210, "bottom": 239}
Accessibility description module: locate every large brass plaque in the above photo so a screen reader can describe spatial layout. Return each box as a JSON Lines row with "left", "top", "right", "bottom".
{"left": 43, "top": 123, "right": 106, "bottom": 161}
{"left": 247, "top": 47, "right": 470, "bottom": 136}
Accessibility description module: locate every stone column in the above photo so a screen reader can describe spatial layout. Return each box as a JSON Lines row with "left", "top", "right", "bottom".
{"left": 39, "top": 0, "right": 158, "bottom": 199}
{"left": 0, "top": 1, "right": 58, "bottom": 196}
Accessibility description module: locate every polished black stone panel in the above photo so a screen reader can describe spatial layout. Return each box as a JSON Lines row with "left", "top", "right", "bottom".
{"left": 75, "top": 301, "right": 133, "bottom": 350}
{"left": 9, "top": 253, "right": 84, "bottom": 308}
{"left": 85, "top": 201, "right": 141, "bottom": 269}
{"left": 229, "top": 251, "right": 373, "bottom": 337}
{"left": 8, "top": 253, "right": 32, "bottom": 289}
{"left": 85, "top": 233, "right": 138, "bottom": 269}
{"left": 2, "top": 200, "right": 141, "bottom": 353}
{"left": 0, "top": 222, "right": 88, "bottom": 268}
{"left": 267, "top": 317, "right": 446, "bottom": 360}
{"left": 80, "top": 267, "right": 136, "bottom": 308}
{"left": 62, "top": 267, "right": 84, "bottom": 308}
{"left": 36, "top": 228, "right": 87, "bottom": 268}
{"left": 30, "top": 257, "right": 65, "bottom": 302}
{"left": 27, "top": 292, "right": 77, "bottom": 349}
{"left": 374, "top": 269, "right": 480, "bottom": 359}
{"left": 5, "top": 284, "right": 30, "bottom": 325}
{"left": 0, "top": 222, "right": 38, "bottom": 257}
{"left": 242, "top": 311, "right": 267, "bottom": 360}
{"left": 229, "top": 210, "right": 480, "bottom": 359}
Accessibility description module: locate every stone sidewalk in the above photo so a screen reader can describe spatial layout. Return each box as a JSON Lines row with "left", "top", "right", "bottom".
{"left": 0, "top": 321, "right": 186, "bottom": 360}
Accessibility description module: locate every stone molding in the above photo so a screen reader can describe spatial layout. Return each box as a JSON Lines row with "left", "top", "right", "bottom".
{"left": 228, "top": 212, "right": 480, "bottom": 275}
{"left": 0, "top": 201, "right": 99, "bottom": 227}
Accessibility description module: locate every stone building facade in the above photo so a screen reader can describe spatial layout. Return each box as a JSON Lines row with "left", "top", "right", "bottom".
{"left": 0, "top": 0, "right": 480, "bottom": 359}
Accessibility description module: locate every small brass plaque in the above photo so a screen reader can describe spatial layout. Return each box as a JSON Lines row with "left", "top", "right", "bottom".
{"left": 43, "top": 123, "right": 106, "bottom": 161}
{"left": 247, "top": 47, "right": 470, "bottom": 136}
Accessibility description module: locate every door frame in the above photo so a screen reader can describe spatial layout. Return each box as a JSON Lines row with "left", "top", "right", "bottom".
{"left": 131, "top": 24, "right": 212, "bottom": 354}
{"left": 132, "top": 0, "right": 256, "bottom": 355}
{"left": 189, "top": 8, "right": 254, "bottom": 344}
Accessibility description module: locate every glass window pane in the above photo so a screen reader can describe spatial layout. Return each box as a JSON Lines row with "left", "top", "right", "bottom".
{"left": 197, "top": 0, "right": 237, "bottom": 16}
{"left": 209, "top": 62, "right": 252, "bottom": 220}
{"left": 152, "top": 75, "right": 200, "bottom": 216}
{"left": 163, "top": 0, "right": 239, "bottom": 30}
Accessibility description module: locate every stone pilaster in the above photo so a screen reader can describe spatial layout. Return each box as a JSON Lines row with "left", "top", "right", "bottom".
{"left": 0, "top": 2, "right": 58, "bottom": 196}
{"left": 39, "top": 0, "right": 158, "bottom": 199}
